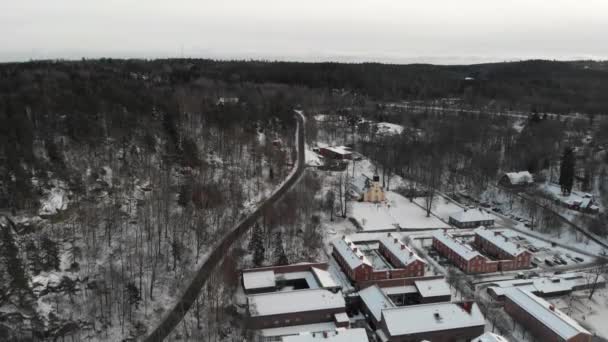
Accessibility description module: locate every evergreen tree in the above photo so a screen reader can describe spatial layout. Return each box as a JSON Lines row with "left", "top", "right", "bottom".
{"left": 25, "top": 240, "right": 43, "bottom": 275}
{"left": 559, "top": 147, "right": 575, "bottom": 195}
{"left": 272, "top": 231, "right": 288, "bottom": 266}
{"left": 40, "top": 235, "right": 60, "bottom": 271}
{"left": 125, "top": 281, "right": 142, "bottom": 309}
{"left": 249, "top": 223, "right": 265, "bottom": 266}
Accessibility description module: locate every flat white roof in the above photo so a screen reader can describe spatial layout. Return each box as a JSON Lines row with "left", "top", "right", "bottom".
{"left": 359, "top": 285, "right": 395, "bottom": 322}
{"left": 243, "top": 270, "right": 276, "bottom": 290}
{"left": 332, "top": 237, "right": 371, "bottom": 270}
{"left": 312, "top": 267, "right": 339, "bottom": 288}
{"left": 432, "top": 231, "right": 482, "bottom": 261}
{"left": 504, "top": 288, "right": 590, "bottom": 340}
{"left": 381, "top": 302, "right": 485, "bottom": 337}
{"left": 473, "top": 332, "right": 509, "bottom": 342}
{"left": 474, "top": 227, "right": 528, "bottom": 257}
{"left": 262, "top": 322, "right": 337, "bottom": 337}
{"left": 489, "top": 272, "right": 606, "bottom": 297}
{"left": 381, "top": 285, "right": 418, "bottom": 296}
{"left": 248, "top": 289, "right": 345, "bottom": 317}
{"left": 379, "top": 234, "right": 426, "bottom": 267}
{"left": 414, "top": 278, "right": 451, "bottom": 298}
{"left": 450, "top": 208, "right": 495, "bottom": 223}
{"left": 322, "top": 146, "right": 352, "bottom": 155}
{"left": 283, "top": 328, "right": 369, "bottom": 342}
{"left": 504, "top": 171, "right": 533, "bottom": 185}
{"left": 334, "top": 312, "right": 349, "bottom": 323}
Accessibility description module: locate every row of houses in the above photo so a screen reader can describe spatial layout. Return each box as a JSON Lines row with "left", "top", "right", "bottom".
{"left": 432, "top": 228, "right": 532, "bottom": 274}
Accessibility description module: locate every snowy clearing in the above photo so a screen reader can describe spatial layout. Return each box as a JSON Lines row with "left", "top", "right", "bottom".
{"left": 351, "top": 191, "right": 448, "bottom": 231}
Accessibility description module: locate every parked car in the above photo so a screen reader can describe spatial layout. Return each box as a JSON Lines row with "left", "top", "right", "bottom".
{"left": 575, "top": 257, "right": 584, "bottom": 262}
{"left": 545, "top": 259, "right": 554, "bottom": 266}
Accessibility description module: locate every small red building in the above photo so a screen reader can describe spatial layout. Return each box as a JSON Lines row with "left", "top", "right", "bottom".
{"left": 319, "top": 146, "right": 353, "bottom": 160}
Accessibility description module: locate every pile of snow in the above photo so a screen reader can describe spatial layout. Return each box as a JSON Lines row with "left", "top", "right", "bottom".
{"left": 376, "top": 122, "right": 404, "bottom": 135}
{"left": 305, "top": 149, "right": 322, "bottom": 166}
{"left": 39, "top": 187, "right": 69, "bottom": 216}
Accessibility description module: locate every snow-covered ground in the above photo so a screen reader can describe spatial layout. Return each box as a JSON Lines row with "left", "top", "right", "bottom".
{"left": 351, "top": 191, "right": 448, "bottom": 231}
{"left": 305, "top": 147, "right": 322, "bottom": 166}
{"left": 413, "top": 196, "right": 468, "bottom": 222}
{"left": 38, "top": 183, "right": 69, "bottom": 216}
{"left": 547, "top": 287, "right": 608, "bottom": 338}
{"left": 539, "top": 182, "right": 597, "bottom": 211}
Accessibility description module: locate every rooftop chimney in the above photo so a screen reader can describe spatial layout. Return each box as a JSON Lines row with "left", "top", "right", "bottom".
{"left": 401, "top": 244, "right": 405, "bottom": 250}
{"left": 359, "top": 255, "right": 364, "bottom": 260}
{"left": 549, "top": 304, "right": 555, "bottom": 311}
{"left": 353, "top": 247, "right": 358, "bottom": 253}
{"left": 409, "top": 252, "right": 414, "bottom": 256}
{"left": 394, "top": 238, "right": 398, "bottom": 244}
{"left": 387, "top": 232, "right": 392, "bottom": 237}
{"left": 323, "top": 331, "right": 328, "bottom": 338}
{"left": 461, "top": 301, "right": 473, "bottom": 314}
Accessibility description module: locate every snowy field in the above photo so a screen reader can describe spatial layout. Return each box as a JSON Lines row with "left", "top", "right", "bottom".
{"left": 547, "top": 287, "right": 608, "bottom": 338}
{"left": 413, "top": 196, "right": 468, "bottom": 222}
{"left": 351, "top": 191, "right": 448, "bottom": 231}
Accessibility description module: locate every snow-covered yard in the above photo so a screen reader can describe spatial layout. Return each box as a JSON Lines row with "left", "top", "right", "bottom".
{"left": 351, "top": 191, "right": 448, "bottom": 231}
{"left": 547, "top": 287, "right": 608, "bottom": 338}
{"left": 413, "top": 196, "right": 468, "bottom": 222}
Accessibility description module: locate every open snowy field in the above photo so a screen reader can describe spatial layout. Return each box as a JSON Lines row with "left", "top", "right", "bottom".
{"left": 413, "top": 196, "right": 469, "bottom": 222}
{"left": 547, "top": 287, "right": 608, "bottom": 338}
{"left": 351, "top": 191, "right": 448, "bottom": 231}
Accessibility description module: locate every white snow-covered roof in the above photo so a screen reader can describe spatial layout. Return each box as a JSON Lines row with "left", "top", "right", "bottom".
{"left": 473, "top": 332, "right": 509, "bottom": 342}
{"left": 248, "top": 289, "right": 345, "bottom": 317}
{"left": 381, "top": 285, "right": 418, "bottom": 296}
{"left": 488, "top": 272, "right": 605, "bottom": 297}
{"left": 359, "top": 285, "right": 395, "bottom": 322}
{"left": 450, "top": 208, "right": 495, "bottom": 223}
{"left": 311, "top": 267, "right": 339, "bottom": 288}
{"left": 474, "top": 227, "right": 529, "bottom": 257}
{"left": 322, "top": 146, "right": 352, "bottom": 156}
{"left": 432, "top": 231, "right": 483, "bottom": 261}
{"left": 504, "top": 171, "right": 533, "bottom": 185}
{"left": 334, "top": 312, "right": 349, "bottom": 324}
{"left": 381, "top": 302, "right": 485, "bottom": 337}
{"left": 261, "top": 322, "right": 337, "bottom": 338}
{"left": 379, "top": 234, "right": 426, "bottom": 267}
{"left": 243, "top": 270, "right": 276, "bottom": 290}
{"left": 283, "top": 328, "right": 369, "bottom": 342}
{"left": 414, "top": 278, "right": 451, "bottom": 298}
{"left": 504, "top": 288, "right": 590, "bottom": 340}
{"left": 332, "top": 237, "right": 372, "bottom": 270}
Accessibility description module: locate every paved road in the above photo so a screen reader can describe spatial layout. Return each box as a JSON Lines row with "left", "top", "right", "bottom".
{"left": 144, "top": 111, "right": 306, "bottom": 342}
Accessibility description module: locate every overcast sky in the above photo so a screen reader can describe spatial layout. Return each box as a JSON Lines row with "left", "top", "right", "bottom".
{"left": 2, "top": 0, "right": 607, "bottom": 64}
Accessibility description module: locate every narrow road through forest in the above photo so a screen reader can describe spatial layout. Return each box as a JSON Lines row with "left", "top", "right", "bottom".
{"left": 144, "top": 111, "right": 306, "bottom": 341}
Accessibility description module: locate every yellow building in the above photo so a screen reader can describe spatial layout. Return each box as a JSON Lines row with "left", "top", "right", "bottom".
{"left": 363, "top": 175, "right": 385, "bottom": 203}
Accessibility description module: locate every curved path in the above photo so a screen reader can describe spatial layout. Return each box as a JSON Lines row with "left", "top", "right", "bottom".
{"left": 144, "top": 111, "right": 306, "bottom": 341}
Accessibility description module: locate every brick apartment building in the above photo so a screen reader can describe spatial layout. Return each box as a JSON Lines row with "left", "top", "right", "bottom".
{"left": 332, "top": 234, "right": 426, "bottom": 283}
{"left": 432, "top": 230, "right": 499, "bottom": 274}
{"left": 503, "top": 288, "right": 592, "bottom": 342}
{"left": 474, "top": 227, "right": 533, "bottom": 271}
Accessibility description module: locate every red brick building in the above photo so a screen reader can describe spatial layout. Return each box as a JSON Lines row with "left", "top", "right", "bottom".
{"left": 432, "top": 231, "right": 499, "bottom": 274}
{"left": 503, "top": 288, "right": 592, "bottom": 342}
{"left": 332, "top": 234, "right": 426, "bottom": 283}
{"left": 474, "top": 227, "right": 533, "bottom": 271}
{"left": 318, "top": 146, "right": 353, "bottom": 160}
